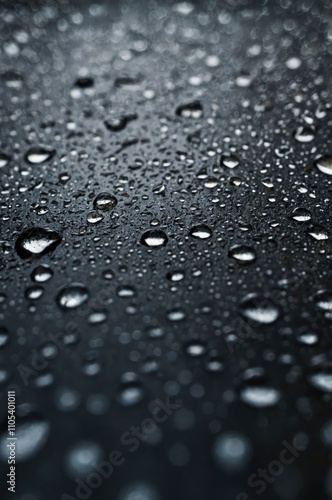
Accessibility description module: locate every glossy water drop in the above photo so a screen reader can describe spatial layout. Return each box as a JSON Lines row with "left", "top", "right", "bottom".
{"left": 184, "top": 341, "right": 207, "bottom": 357}
{"left": 104, "top": 113, "right": 137, "bottom": 132}
{"left": 57, "top": 284, "right": 89, "bottom": 309}
{"left": 228, "top": 245, "right": 256, "bottom": 264}
{"left": 87, "top": 211, "right": 104, "bottom": 224}
{"left": 0, "top": 152, "right": 10, "bottom": 168}
{"left": 290, "top": 207, "right": 311, "bottom": 222}
{"left": 307, "top": 225, "right": 329, "bottom": 241}
{"left": 189, "top": 224, "right": 212, "bottom": 240}
{"left": 239, "top": 294, "right": 280, "bottom": 325}
{"left": 240, "top": 385, "right": 281, "bottom": 408}
{"left": 167, "top": 308, "right": 186, "bottom": 322}
{"left": 314, "top": 290, "right": 332, "bottom": 311}
{"left": 294, "top": 126, "right": 315, "bottom": 143}
{"left": 16, "top": 227, "right": 62, "bottom": 258}
{"left": 221, "top": 154, "right": 240, "bottom": 169}
{"left": 315, "top": 155, "right": 332, "bottom": 176}
{"left": 297, "top": 332, "right": 318, "bottom": 345}
{"left": 167, "top": 270, "right": 185, "bottom": 282}
{"left": 117, "top": 374, "right": 144, "bottom": 406}
{"left": 0, "top": 327, "right": 9, "bottom": 348}
{"left": 140, "top": 230, "right": 168, "bottom": 248}
{"left": 31, "top": 265, "right": 53, "bottom": 283}
{"left": 93, "top": 192, "right": 117, "bottom": 210}
{"left": 24, "top": 145, "right": 56, "bottom": 164}
{"left": 176, "top": 101, "right": 203, "bottom": 118}
{"left": 65, "top": 441, "right": 103, "bottom": 478}
{"left": 0, "top": 417, "right": 50, "bottom": 462}
{"left": 213, "top": 433, "right": 252, "bottom": 471}
{"left": 309, "top": 371, "right": 332, "bottom": 393}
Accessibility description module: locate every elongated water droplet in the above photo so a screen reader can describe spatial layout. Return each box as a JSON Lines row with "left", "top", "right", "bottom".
{"left": 239, "top": 294, "right": 280, "bottom": 325}
{"left": 57, "top": 284, "right": 89, "bottom": 309}
{"left": 140, "top": 230, "right": 168, "bottom": 248}
{"left": 315, "top": 155, "right": 332, "bottom": 176}
{"left": 189, "top": 224, "right": 212, "bottom": 239}
{"left": 24, "top": 145, "right": 56, "bottom": 164}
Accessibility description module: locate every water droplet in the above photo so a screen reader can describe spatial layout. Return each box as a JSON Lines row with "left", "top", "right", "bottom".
{"left": 24, "top": 145, "right": 56, "bottom": 164}
{"left": 75, "top": 76, "right": 94, "bottom": 88}
{"left": 314, "top": 290, "right": 332, "bottom": 311}
{"left": 117, "top": 374, "right": 144, "bottom": 406}
{"left": 309, "top": 371, "right": 332, "bottom": 393}
{"left": 189, "top": 224, "right": 212, "bottom": 240}
{"left": 57, "top": 284, "right": 89, "bottom": 309}
{"left": 147, "top": 326, "right": 165, "bottom": 339}
{"left": 315, "top": 155, "right": 332, "bottom": 176}
{"left": 0, "top": 152, "right": 10, "bottom": 168}
{"left": 294, "top": 126, "right": 315, "bottom": 143}
{"left": 214, "top": 433, "right": 252, "bottom": 471}
{"left": 297, "top": 332, "right": 318, "bottom": 345}
{"left": 0, "top": 416, "right": 49, "bottom": 462}
{"left": 140, "top": 230, "right": 168, "bottom": 248}
{"left": 104, "top": 113, "right": 137, "bottom": 132}
{"left": 176, "top": 101, "right": 203, "bottom": 118}
{"left": 228, "top": 245, "right": 256, "bottom": 264}
{"left": 167, "top": 270, "right": 185, "bottom": 282}
{"left": 25, "top": 285, "right": 44, "bottom": 300}
{"left": 239, "top": 294, "right": 280, "bottom": 325}
{"left": 0, "top": 327, "right": 9, "bottom": 348}
{"left": 290, "top": 207, "right": 311, "bottom": 222}
{"left": 31, "top": 265, "right": 53, "bottom": 283}
{"left": 87, "top": 211, "right": 104, "bottom": 224}
{"left": 65, "top": 441, "right": 103, "bottom": 478}
{"left": 240, "top": 385, "right": 281, "bottom": 408}
{"left": 16, "top": 227, "right": 62, "bottom": 258}
{"left": 184, "top": 341, "right": 207, "bottom": 357}
{"left": 220, "top": 154, "right": 240, "bottom": 169}
{"left": 93, "top": 192, "right": 117, "bottom": 210}
{"left": 167, "top": 308, "right": 186, "bottom": 322}
{"left": 307, "top": 225, "right": 329, "bottom": 241}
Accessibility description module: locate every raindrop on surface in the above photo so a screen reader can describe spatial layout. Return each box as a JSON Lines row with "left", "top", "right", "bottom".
{"left": 309, "top": 371, "right": 332, "bottom": 393}
{"left": 297, "top": 332, "right": 318, "bottom": 345}
{"left": 176, "top": 101, "right": 203, "bottom": 118}
{"left": 87, "top": 211, "right": 104, "bottom": 224}
{"left": 315, "top": 155, "right": 332, "bottom": 176}
{"left": 240, "top": 385, "right": 281, "bottom": 408}
{"left": 147, "top": 326, "right": 165, "bottom": 339}
{"left": 213, "top": 433, "right": 252, "bottom": 471}
{"left": 167, "top": 308, "right": 186, "bottom": 322}
{"left": 140, "top": 230, "right": 168, "bottom": 248}
{"left": 93, "top": 192, "right": 117, "bottom": 210}
{"left": 104, "top": 113, "right": 137, "bottom": 132}
{"left": 184, "top": 341, "right": 207, "bottom": 357}
{"left": 294, "top": 126, "right": 315, "bottom": 143}
{"left": 31, "top": 265, "right": 53, "bottom": 283}
{"left": 0, "top": 327, "right": 9, "bottom": 348}
{"left": 0, "top": 152, "right": 10, "bottom": 168}
{"left": 228, "top": 245, "right": 256, "bottom": 264}
{"left": 16, "top": 227, "right": 62, "bottom": 258}
{"left": 220, "top": 154, "right": 240, "bottom": 169}
{"left": 117, "top": 374, "right": 144, "bottom": 406}
{"left": 290, "top": 207, "right": 311, "bottom": 222}
{"left": 65, "top": 441, "right": 103, "bottom": 478}
{"left": 307, "top": 225, "right": 329, "bottom": 241}
{"left": 167, "top": 270, "right": 185, "bottom": 282}
{"left": 189, "top": 224, "right": 212, "bottom": 240}
{"left": 239, "top": 294, "right": 280, "bottom": 324}
{"left": 25, "top": 285, "right": 44, "bottom": 300}
{"left": 24, "top": 145, "right": 56, "bottom": 164}
{"left": 57, "top": 284, "right": 89, "bottom": 309}
{"left": 0, "top": 417, "right": 50, "bottom": 462}
{"left": 314, "top": 290, "right": 332, "bottom": 311}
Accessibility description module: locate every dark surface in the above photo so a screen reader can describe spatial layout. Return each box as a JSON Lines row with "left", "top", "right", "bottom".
{"left": 0, "top": 0, "right": 332, "bottom": 499}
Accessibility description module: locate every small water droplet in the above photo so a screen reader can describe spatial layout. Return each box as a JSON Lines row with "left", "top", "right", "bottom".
{"left": 93, "top": 192, "right": 118, "bottom": 210}
{"left": 220, "top": 154, "right": 240, "bottom": 169}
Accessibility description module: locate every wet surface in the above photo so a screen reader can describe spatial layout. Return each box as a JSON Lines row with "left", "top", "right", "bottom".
{"left": 0, "top": 0, "right": 331, "bottom": 499}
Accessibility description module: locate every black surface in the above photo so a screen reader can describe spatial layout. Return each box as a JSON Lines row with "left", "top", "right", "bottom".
{"left": 0, "top": 0, "right": 332, "bottom": 499}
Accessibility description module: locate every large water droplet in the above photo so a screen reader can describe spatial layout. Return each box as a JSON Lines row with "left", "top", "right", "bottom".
{"left": 0, "top": 416, "right": 49, "bottom": 462}
{"left": 309, "top": 371, "right": 332, "bottom": 393}
{"left": 0, "top": 152, "right": 10, "bottom": 168}
{"left": 24, "top": 145, "right": 56, "bottom": 164}
{"left": 294, "top": 126, "right": 315, "bottom": 143}
{"left": 315, "top": 155, "right": 332, "bottom": 176}
{"left": 290, "top": 207, "right": 311, "bottom": 222}
{"left": 240, "top": 385, "right": 281, "bottom": 408}
{"left": 314, "top": 290, "right": 332, "bottom": 311}
{"left": 140, "top": 230, "right": 168, "bottom": 248}
{"left": 220, "top": 154, "right": 240, "bottom": 169}
{"left": 239, "top": 294, "right": 280, "bottom": 325}
{"left": 57, "top": 284, "right": 89, "bottom": 309}
{"left": 16, "top": 227, "right": 62, "bottom": 258}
